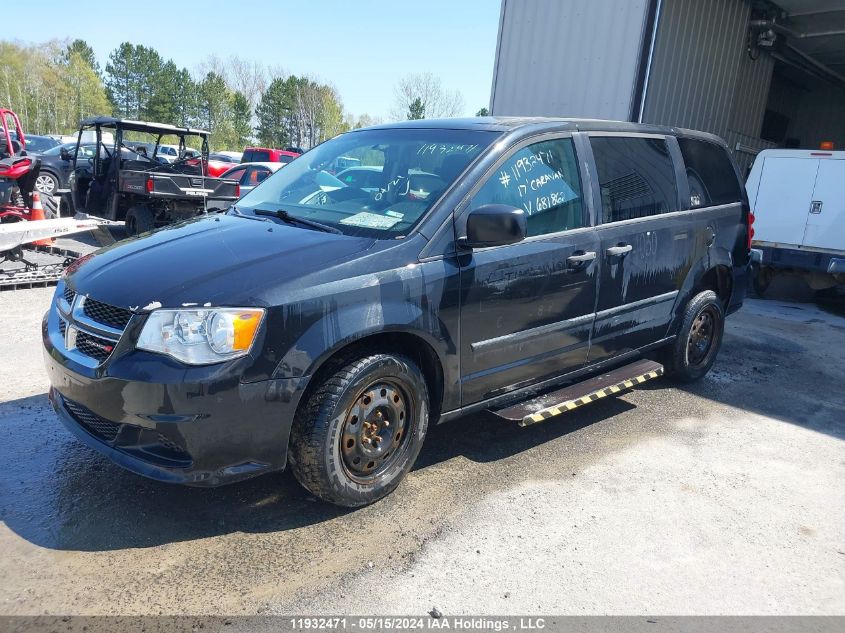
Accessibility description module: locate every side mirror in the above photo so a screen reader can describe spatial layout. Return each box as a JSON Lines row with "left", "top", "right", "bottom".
{"left": 460, "top": 204, "right": 526, "bottom": 248}
{"left": 60, "top": 147, "right": 72, "bottom": 161}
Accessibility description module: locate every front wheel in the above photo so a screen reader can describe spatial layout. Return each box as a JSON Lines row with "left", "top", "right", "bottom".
{"left": 34, "top": 173, "right": 58, "bottom": 196}
{"left": 289, "top": 354, "right": 430, "bottom": 507}
{"left": 661, "top": 290, "right": 725, "bottom": 382}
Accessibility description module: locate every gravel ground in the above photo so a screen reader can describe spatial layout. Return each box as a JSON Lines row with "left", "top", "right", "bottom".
{"left": 0, "top": 280, "right": 843, "bottom": 615}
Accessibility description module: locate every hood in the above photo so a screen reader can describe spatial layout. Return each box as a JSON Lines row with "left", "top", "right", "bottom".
{"left": 67, "top": 214, "right": 375, "bottom": 308}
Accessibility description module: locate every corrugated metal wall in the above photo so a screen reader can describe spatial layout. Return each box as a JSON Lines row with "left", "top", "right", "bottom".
{"left": 643, "top": 0, "right": 749, "bottom": 136}
{"left": 641, "top": 0, "right": 775, "bottom": 172}
{"left": 490, "top": 0, "right": 650, "bottom": 120}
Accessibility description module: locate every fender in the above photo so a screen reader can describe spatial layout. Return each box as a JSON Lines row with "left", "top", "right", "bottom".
{"left": 272, "top": 299, "right": 457, "bottom": 408}
{"left": 665, "top": 245, "right": 734, "bottom": 337}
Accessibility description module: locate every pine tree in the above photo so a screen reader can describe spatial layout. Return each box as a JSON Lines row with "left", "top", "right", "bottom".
{"left": 256, "top": 77, "right": 290, "bottom": 148}
{"left": 408, "top": 97, "right": 425, "bottom": 120}
{"left": 231, "top": 91, "right": 253, "bottom": 148}
{"left": 105, "top": 43, "right": 138, "bottom": 117}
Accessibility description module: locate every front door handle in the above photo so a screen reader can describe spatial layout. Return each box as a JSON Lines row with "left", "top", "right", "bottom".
{"left": 606, "top": 244, "right": 633, "bottom": 256}
{"left": 566, "top": 251, "right": 596, "bottom": 266}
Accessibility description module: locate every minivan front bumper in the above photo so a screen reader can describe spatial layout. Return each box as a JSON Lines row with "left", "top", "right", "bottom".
{"left": 43, "top": 308, "right": 306, "bottom": 487}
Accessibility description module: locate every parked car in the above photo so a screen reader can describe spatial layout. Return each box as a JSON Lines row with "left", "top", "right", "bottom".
{"left": 242, "top": 146, "right": 300, "bottom": 164}
{"left": 34, "top": 142, "right": 99, "bottom": 195}
{"left": 219, "top": 161, "right": 283, "bottom": 196}
{"left": 156, "top": 144, "right": 200, "bottom": 164}
{"left": 745, "top": 148, "right": 845, "bottom": 294}
{"left": 211, "top": 150, "right": 243, "bottom": 162}
{"left": 209, "top": 152, "right": 240, "bottom": 164}
{"left": 21, "top": 134, "right": 61, "bottom": 154}
{"left": 44, "top": 118, "right": 750, "bottom": 507}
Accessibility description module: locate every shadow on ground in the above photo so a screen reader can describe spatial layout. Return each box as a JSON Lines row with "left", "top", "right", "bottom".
{"left": 0, "top": 390, "right": 634, "bottom": 552}
{"left": 2, "top": 285, "right": 842, "bottom": 553}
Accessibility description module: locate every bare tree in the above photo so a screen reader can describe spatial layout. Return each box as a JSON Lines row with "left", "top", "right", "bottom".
{"left": 226, "top": 56, "right": 271, "bottom": 111}
{"left": 390, "top": 72, "right": 465, "bottom": 121}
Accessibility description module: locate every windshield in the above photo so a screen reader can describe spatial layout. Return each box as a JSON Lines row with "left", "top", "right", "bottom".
{"left": 42, "top": 142, "right": 76, "bottom": 156}
{"left": 233, "top": 128, "right": 498, "bottom": 238}
{"left": 25, "top": 136, "right": 59, "bottom": 153}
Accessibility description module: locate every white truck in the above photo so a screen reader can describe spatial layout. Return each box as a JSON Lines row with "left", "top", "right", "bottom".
{"left": 745, "top": 149, "right": 845, "bottom": 295}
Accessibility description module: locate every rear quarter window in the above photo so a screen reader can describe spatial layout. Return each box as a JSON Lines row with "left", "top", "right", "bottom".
{"left": 677, "top": 137, "right": 742, "bottom": 208}
{"left": 244, "top": 150, "right": 271, "bottom": 162}
{"left": 591, "top": 136, "right": 679, "bottom": 222}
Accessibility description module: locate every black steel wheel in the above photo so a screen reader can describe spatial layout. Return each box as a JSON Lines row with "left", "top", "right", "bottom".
{"left": 686, "top": 306, "right": 718, "bottom": 366}
{"left": 662, "top": 290, "right": 725, "bottom": 382}
{"left": 290, "top": 353, "right": 430, "bottom": 507}
{"left": 340, "top": 380, "right": 412, "bottom": 482}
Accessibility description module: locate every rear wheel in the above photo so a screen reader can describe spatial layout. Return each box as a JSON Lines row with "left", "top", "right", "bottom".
{"left": 752, "top": 264, "right": 773, "bottom": 297}
{"left": 290, "top": 353, "right": 430, "bottom": 507}
{"left": 125, "top": 205, "right": 155, "bottom": 236}
{"left": 42, "top": 194, "right": 59, "bottom": 219}
{"left": 662, "top": 290, "right": 724, "bottom": 382}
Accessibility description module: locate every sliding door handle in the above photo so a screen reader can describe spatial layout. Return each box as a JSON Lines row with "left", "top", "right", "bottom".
{"left": 566, "top": 251, "right": 597, "bottom": 266}
{"left": 606, "top": 244, "right": 633, "bottom": 256}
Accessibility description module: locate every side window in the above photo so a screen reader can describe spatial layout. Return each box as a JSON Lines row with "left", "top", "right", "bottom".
{"left": 225, "top": 168, "right": 246, "bottom": 183}
{"left": 677, "top": 137, "right": 742, "bottom": 208}
{"left": 591, "top": 136, "right": 679, "bottom": 222}
{"left": 469, "top": 138, "right": 584, "bottom": 237}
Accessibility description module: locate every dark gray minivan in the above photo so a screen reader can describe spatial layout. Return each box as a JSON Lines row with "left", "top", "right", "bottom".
{"left": 44, "top": 118, "right": 751, "bottom": 507}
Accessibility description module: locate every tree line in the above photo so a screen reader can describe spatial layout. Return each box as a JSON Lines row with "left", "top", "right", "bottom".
{"left": 1, "top": 38, "right": 477, "bottom": 152}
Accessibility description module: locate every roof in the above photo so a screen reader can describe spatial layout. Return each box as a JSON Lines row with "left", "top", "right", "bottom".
{"left": 360, "top": 116, "right": 727, "bottom": 145}
{"left": 756, "top": 149, "right": 845, "bottom": 159}
{"left": 79, "top": 117, "right": 210, "bottom": 137}
{"left": 221, "top": 162, "right": 283, "bottom": 175}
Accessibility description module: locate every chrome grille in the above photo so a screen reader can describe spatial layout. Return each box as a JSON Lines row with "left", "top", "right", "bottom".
{"left": 55, "top": 282, "right": 131, "bottom": 366}
{"left": 82, "top": 298, "right": 132, "bottom": 330}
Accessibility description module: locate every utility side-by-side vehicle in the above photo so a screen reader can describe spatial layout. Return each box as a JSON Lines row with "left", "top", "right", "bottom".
{"left": 62, "top": 117, "right": 239, "bottom": 235}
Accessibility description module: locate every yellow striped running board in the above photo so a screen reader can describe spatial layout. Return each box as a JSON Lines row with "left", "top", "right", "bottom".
{"left": 520, "top": 366, "right": 663, "bottom": 426}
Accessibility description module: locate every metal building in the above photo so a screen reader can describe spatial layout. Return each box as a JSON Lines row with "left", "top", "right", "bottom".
{"left": 489, "top": 0, "right": 845, "bottom": 172}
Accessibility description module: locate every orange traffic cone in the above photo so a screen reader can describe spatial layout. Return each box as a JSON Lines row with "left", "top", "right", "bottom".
{"left": 30, "top": 192, "right": 54, "bottom": 246}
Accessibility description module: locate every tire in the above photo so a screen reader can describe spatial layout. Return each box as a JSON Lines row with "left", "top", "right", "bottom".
{"left": 752, "top": 264, "right": 772, "bottom": 297}
{"left": 290, "top": 353, "right": 430, "bottom": 507}
{"left": 125, "top": 205, "right": 155, "bottom": 236}
{"left": 34, "top": 172, "right": 58, "bottom": 196}
{"left": 661, "top": 290, "right": 725, "bottom": 383}
{"left": 42, "top": 193, "right": 59, "bottom": 219}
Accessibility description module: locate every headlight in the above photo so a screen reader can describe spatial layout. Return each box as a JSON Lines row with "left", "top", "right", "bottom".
{"left": 137, "top": 308, "right": 265, "bottom": 365}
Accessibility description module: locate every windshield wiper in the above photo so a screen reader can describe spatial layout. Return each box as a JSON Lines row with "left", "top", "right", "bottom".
{"left": 254, "top": 208, "right": 342, "bottom": 234}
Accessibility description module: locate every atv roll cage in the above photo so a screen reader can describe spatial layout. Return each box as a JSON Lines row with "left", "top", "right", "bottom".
{"left": 65, "top": 117, "right": 239, "bottom": 234}
{"left": 0, "top": 108, "right": 26, "bottom": 157}
{"left": 73, "top": 117, "right": 211, "bottom": 176}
